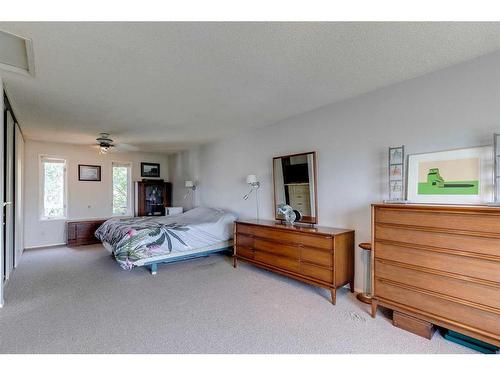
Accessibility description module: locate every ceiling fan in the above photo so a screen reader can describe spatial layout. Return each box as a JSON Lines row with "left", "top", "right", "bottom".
{"left": 96, "top": 132, "right": 115, "bottom": 154}
{"left": 94, "top": 132, "right": 140, "bottom": 154}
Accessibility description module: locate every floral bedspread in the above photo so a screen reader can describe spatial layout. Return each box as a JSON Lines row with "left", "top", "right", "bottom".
{"left": 95, "top": 207, "right": 237, "bottom": 270}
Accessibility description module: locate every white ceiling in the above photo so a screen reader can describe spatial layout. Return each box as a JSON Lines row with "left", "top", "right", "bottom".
{"left": 1, "top": 22, "right": 500, "bottom": 153}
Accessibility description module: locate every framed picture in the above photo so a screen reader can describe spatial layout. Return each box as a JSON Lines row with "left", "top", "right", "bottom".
{"left": 407, "top": 146, "right": 493, "bottom": 204}
{"left": 387, "top": 145, "right": 405, "bottom": 202}
{"left": 78, "top": 164, "right": 101, "bottom": 181}
{"left": 141, "top": 162, "right": 160, "bottom": 178}
{"left": 389, "top": 147, "right": 403, "bottom": 165}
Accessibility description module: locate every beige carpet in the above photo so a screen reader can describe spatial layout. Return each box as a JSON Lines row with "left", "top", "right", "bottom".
{"left": 0, "top": 245, "right": 474, "bottom": 354}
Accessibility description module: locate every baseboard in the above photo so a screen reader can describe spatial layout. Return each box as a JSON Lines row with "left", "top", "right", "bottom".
{"left": 24, "top": 243, "right": 67, "bottom": 250}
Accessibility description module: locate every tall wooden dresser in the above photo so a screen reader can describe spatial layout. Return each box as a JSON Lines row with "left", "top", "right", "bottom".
{"left": 234, "top": 220, "right": 355, "bottom": 304}
{"left": 371, "top": 204, "right": 500, "bottom": 347}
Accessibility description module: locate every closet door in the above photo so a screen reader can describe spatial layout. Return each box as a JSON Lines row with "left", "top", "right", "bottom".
{"left": 3, "top": 103, "right": 15, "bottom": 281}
{"left": 0, "top": 85, "right": 4, "bottom": 306}
{"left": 14, "top": 124, "right": 24, "bottom": 266}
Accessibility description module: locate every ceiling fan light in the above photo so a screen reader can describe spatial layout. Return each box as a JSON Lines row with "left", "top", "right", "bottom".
{"left": 100, "top": 145, "right": 108, "bottom": 154}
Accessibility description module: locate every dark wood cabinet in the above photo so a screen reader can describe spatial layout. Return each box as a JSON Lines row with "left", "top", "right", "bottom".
{"left": 134, "top": 180, "right": 172, "bottom": 217}
{"left": 234, "top": 220, "right": 355, "bottom": 304}
{"left": 67, "top": 219, "right": 107, "bottom": 247}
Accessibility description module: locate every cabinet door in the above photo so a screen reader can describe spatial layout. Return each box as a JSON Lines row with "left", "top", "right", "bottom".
{"left": 144, "top": 183, "right": 166, "bottom": 216}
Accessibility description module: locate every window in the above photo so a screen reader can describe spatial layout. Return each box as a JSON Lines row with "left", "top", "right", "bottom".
{"left": 40, "top": 156, "right": 67, "bottom": 219}
{"left": 112, "top": 162, "right": 132, "bottom": 216}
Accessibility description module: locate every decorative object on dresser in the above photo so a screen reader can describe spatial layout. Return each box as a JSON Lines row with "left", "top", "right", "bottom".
{"left": 140, "top": 162, "right": 160, "bottom": 178}
{"left": 385, "top": 145, "right": 406, "bottom": 203}
{"left": 277, "top": 203, "right": 301, "bottom": 225}
{"left": 134, "top": 179, "right": 172, "bottom": 216}
{"left": 243, "top": 174, "right": 261, "bottom": 219}
{"left": 234, "top": 220, "right": 355, "bottom": 305}
{"left": 67, "top": 219, "right": 107, "bottom": 246}
{"left": 78, "top": 164, "right": 101, "bottom": 181}
{"left": 371, "top": 203, "right": 500, "bottom": 347}
{"left": 407, "top": 146, "right": 493, "bottom": 204}
{"left": 273, "top": 151, "right": 317, "bottom": 224}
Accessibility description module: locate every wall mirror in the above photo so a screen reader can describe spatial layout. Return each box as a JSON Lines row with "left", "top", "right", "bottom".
{"left": 273, "top": 151, "right": 317, "bottom": 224}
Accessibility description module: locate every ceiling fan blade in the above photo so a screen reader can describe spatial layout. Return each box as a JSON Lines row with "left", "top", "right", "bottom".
{"left": 115, "top": 143, "right": 140, "bottom": 152}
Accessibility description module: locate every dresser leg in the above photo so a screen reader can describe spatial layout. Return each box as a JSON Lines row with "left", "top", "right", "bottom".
{"left": 233, "top": 256, "right": 237, "bottom": 268}
{"left": 349, "top": 279, "right": 355, "bottom": 293}
{"left": 371, "top": 299, "right": 378, "bottom": 318}
{"left": 330, "top": 289, "right": 336, "bottom": 305}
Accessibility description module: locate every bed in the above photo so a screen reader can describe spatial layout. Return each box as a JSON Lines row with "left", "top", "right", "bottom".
{"left": 95, "top": 207, "right": 237, "bottom": 274}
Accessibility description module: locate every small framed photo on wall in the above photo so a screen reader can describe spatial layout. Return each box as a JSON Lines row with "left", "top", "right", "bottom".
{"left": 141, "top": 162, "right": 160, "bottom": 178}
{"left": 78, "top": 165, "right": 101, "bottom": 181}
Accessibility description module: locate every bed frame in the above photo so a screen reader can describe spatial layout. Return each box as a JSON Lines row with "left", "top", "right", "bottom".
{"left": 142, "top": 245, "right": 233, "bottom": 275}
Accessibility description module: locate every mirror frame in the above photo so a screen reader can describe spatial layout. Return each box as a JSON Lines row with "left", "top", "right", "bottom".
{"left": 272, "top": 151, "right": 318, "bottom": 224}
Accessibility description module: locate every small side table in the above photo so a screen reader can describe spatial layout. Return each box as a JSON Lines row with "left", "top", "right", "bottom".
{"left": 356, "top": 242, "right": 373, "bottom": 305}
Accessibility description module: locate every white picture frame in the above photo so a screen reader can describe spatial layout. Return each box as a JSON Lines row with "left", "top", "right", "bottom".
{"left": 407, "top": 146, "right": 493, "bottom": 204}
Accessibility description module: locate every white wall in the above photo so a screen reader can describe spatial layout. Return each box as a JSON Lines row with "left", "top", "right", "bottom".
{"left": 15, "top": 124, "right": 25, "bottom": 266}
{"left": 169, "top": 147, "right": 201, "bottom": 210}
{"left": 24, "top": 140, "right": 170, "bottom": 248}
{"left": 171, "top": 51, "right": 500, "bottom": 292}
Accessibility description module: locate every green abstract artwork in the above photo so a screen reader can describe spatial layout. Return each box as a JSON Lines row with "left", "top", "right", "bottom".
{"left": 417, "top": 157, "right": 480, "bottom": 196}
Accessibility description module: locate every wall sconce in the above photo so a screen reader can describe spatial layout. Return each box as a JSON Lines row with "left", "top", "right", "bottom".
{"left": 243, "top": 174, "right": 260, "bottom": 219}
{"left": 184, "top": 180, "right": 197, "bottom": 200}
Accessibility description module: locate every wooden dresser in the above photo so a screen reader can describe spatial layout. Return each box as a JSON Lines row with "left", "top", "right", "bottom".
{"left": 371, "top": 204, "right": 500, "bottom": 347}
{"left": 67, "top": 219, "right": 107, "bottom": 247}
{"left": 234, "top": 220, "right": 355, "bottom": 304}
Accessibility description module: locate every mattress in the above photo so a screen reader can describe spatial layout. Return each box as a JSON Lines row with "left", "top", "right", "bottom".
{"left": 95, "top": 207, "right": 237, "bottom": 270}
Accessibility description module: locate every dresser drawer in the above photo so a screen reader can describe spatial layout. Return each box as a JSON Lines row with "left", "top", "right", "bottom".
{"left": 375, "top": 208, "right": 500, "bottom": 234}
{"left": 254, "top": 251, "right": 300, "bottom": 273}
{"left": 236, "top": 234, "right": 254, "bottom": 248}
{"left": 375, "top": 242, "right": 500, "bottom": 283}
{"left": 301, "top": 247, "right": 332, "bottom": 268}
{"left": 300, "top": 263, "right": 333, "bottom": 284}
{"left": 237, "top": 224, "right": 332, "bottom": 250}
{"left": 254, "top": 238, "right": 300, "bottom": 259}
{"left": 376, "top": 224, "right": 500, "bottom": 257}
{"left": 375, "top": 260, "right": 500, "bottom": 310}
{"left": 375, "top": 279, "right": 500, "bottom": 338}
{"left": 76, "top": 223, "right": 98, "bottom": 240}
{"left": 235, "top": 245, "right": 254, "bottom": 260}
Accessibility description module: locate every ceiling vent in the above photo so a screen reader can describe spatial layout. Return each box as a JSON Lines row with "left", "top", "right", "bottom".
{"left": 0, "top": 29, "right": 35, "bottom": 76}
